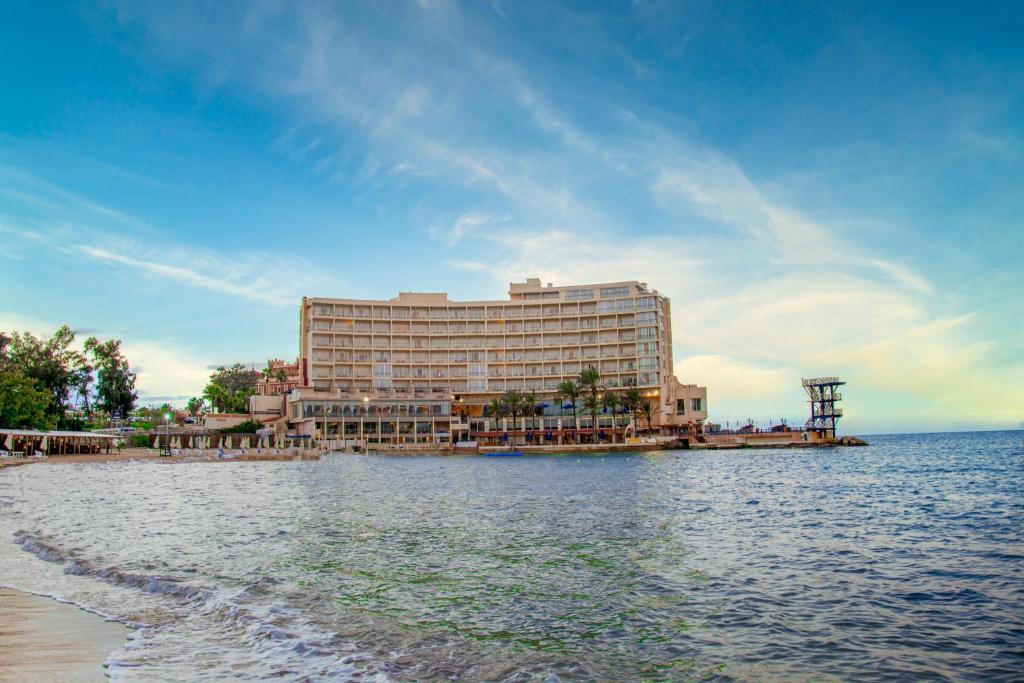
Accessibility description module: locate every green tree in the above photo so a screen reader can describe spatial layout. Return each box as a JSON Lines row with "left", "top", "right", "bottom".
{"left": 601, "top": 391, "right": 622, "bottom": 443}
{"left": 500, "top": 389, "right": 529, "bottom": 445}
{"left": 621, "top": 387, "right": 644, "bottom": 438}
{"left": 84, "top": 337, "right": 138, "bottom": 418}
{"left": 555, "top": 379, "right": 581, "bottom": 444}
{"left": 582, "top": 394, "right": 602, "bottom": 443}
{"left": 202, "top": 363, "right": 259, "bottom": 413}
{"left": 640, "top": 399, "right": 657, "bottom": 434}
{"left": 0, "top": 371, "right": 52, "bottom": 429}
{"left": 185, "top": 397, "right": 205, "bottom": 416}
{"left": 578, "top": 366, "right": 602, "bottom": 444}
{"left": 524, "top": 389, "right": 545, "bottom": 433}
{"left": 487, "top": 397, "right": 506, "bottom": 431}
{"left": 0, "top": 326, "right": 88, "bottom": 427}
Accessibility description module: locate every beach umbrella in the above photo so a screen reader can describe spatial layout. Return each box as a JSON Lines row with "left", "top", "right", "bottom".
{"left": 3, "top": 433, "right": 11, "bottom": 449}
{"left": 40, "top": 435, "right": 48, "bottom": 452}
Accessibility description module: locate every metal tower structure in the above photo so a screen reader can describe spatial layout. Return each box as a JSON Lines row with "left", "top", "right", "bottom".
{"left": 802, "top": 377, "right": 845, "bottom": 437}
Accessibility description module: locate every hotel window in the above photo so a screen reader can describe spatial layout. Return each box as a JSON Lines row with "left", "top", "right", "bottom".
{"left": 691, "top": 398, "right": 703, "bottom": 412}
{"left": 636, "top": 297, "right": 655, "bottom": 309}
{"left": 564, "top": 288, "right": 595, "bottom": 300}
{"left": 469, "top": 379, "right": 487, "bottom": 391}
{"left": 599, "top": 286, "right": 630, "bottom": 298}
{"left": 676, "top": 399, "right": 686, "bottom": 415}
{"left": 468, "top": 364, "right": 486, "bottom": 377}
{"left": 636, "top": 311, "right": 656, "bottom": 324}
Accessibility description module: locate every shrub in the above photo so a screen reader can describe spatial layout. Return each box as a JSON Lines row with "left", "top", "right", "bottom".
{"left": 129, "top": 434, "right": 151, "bottom": 448}
{"left": 220, "top": 419, "right": 261, "bottom": 434}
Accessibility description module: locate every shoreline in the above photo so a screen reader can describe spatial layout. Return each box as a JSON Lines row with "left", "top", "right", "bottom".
{"left": 0, "top": 447, "right": 321, "bottom": 468}
{"left": 0, "top": 437, "right": 871, "bottom": 469}
{"left": 0, "top": 588, "right": 130, "bottom": 682}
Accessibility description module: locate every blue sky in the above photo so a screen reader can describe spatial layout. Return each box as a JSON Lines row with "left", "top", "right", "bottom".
{"left": 1, "top": 1, "right": 1021, "bottom": 433}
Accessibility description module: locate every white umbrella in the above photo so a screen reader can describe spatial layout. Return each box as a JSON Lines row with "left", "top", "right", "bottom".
{"left": 40, "top": 436, "right": 48, "bottom": 452}
{"left": 3, "top": 434, "right": 11, "bottom": 449}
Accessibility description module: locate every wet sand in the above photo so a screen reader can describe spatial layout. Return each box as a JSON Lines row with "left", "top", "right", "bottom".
{"left": 0, "top": 589, "right": 129, "bottom": 682}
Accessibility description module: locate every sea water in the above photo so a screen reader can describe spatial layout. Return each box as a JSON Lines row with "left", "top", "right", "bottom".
{"left": 0, "top": 431, "right": 1021, "bottom": 681}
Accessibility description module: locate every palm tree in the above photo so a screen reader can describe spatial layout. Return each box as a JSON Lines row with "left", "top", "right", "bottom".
{"left": 578, "top": 366, "right": 602, "bottom": 444}
{"left": 582, "top": 395, "right": 602, "bottom": 444}
{"left": 640, "top": 399, "right": 657, "bottom": 435}
{"left": 501, "top": 389, "right": 528, "bottom": 445}
{"left": 555, "top": 379, "right": 581, "bottom": 444}
{"left": 621, "top": 387, "right": 643, "bottom": 438}
{"left": 185, "top": 397, "right": 204, "bottom": 416}
{"left": 487, "top": 397, "right": 506, "bottom": 442}
{"left": 601, "top": 391, "right": 622, "bottom": 443}
{"left": 522, "top": 390, "right": 540, "bottom": 433}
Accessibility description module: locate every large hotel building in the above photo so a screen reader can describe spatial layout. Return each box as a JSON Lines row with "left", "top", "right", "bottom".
{"left": 287, "top": 278, "right": 707, "bottom": 445}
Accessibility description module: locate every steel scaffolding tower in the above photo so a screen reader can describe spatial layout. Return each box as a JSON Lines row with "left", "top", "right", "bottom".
{"left": 802, "top": 377, "right": 845, "bottom": 437}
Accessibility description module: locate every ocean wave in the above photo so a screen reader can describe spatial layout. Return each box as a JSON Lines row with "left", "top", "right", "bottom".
{"left": 12, "top": 529, "right": 391, "bottom": 681}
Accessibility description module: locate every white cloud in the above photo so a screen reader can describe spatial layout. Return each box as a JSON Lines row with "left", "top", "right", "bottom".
{"left": 123, "top": 340, "right": 210, "bottom": 405}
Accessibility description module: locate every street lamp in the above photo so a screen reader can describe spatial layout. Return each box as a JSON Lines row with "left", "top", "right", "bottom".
{"left": 361, "top": 396, "right": 369, "bottom": 448}
{"left": 162, "top": 412, "right": 171, "bottom": 457}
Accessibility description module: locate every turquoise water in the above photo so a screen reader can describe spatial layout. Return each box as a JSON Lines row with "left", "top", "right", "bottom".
{"left": 1, "top": 431, "right": 1021, "bottom": 680}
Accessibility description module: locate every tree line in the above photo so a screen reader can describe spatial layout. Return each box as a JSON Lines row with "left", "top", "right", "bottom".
{"left": 461, "top": 366, "right": 657, "bottom": 445}
{"left": 0, "top": 326, "right": 137, "bottom": 430}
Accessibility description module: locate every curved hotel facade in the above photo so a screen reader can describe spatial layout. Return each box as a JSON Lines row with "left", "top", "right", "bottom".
{"left": 290, "top": 278, "right": 707, "bottom": 445}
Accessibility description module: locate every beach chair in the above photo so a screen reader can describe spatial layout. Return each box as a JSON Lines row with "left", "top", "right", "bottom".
{"left": 34, "top": 450, "right": 46, "bottom": 459}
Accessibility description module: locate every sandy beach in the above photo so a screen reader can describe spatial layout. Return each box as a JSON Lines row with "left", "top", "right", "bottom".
{"left": 0, "top": 447, "right": 321, "bottom": 469}
{"left": 0, "top": 589, "right": 129, "bottom": 682}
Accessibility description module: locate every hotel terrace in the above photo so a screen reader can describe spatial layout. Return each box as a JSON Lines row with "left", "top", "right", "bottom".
{"left": 289, "top": 278, "right": 708, "bottom": 446}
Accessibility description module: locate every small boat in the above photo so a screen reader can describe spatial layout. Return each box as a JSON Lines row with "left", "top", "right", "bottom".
{"left": 485, "top": 451, "right": 525, "bottom": 457}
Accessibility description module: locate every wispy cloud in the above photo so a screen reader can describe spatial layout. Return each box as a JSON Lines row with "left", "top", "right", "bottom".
{"left": 74, "top": 244, "right": 291, "bottom": 306}
{"left": 1, "top": 219, "right": 345, "bottom": 308}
